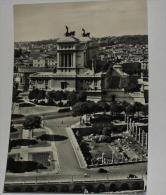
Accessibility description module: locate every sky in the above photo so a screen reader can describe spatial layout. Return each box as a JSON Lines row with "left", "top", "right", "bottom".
{"left": 14, "top": 0, "right": 148, "bottom": 42}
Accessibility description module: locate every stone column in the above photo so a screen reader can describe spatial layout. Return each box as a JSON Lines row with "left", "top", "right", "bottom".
{"left": 64, "top": 54, "right": 66, "bottom": 67}
{"left": 145, "top": 133, "right": 148, "bottom": 149}
{"left": 138, "top": 128, "right": 141, "bottom": 144}
{"left": 67, "top": 54, "right": 69, "bottom": 67}
{"left": 127, "top": 117, "right": 129, "bottom": 132}
{"left": 57, "top": 52, "right": 60, "bottom": 67}
{"left": 73, "top": 52, "right": 76, "bottom": 68}
{"left": 43, "top": 80, "right": 45, "bottom": 89}
{"left": 69, "top": 54, "right": 71, "bottom": 67}
{"left": 132, "top": 121, "right": 135, "bottom": 139}
{"left": 71, "top": 54, "right": 73, "bottom": 67}
{"left": 141, "top": 131, "right": 145, "bottom": 147}
{"left": 129, "top": 118, "right": 132, "bottom": 133}
{"left": 135, "top": 125, "right": 138, "bottom": 141}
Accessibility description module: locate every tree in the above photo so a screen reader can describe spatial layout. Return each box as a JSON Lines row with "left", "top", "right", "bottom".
{"left": 126, "top": 104, "right": 136, "bottom": 117}
{"left": 102, "top": 126, "right": 112, "bottom": 136}
{"left": 72, "top": 102, "right": 88, "bottom": 117}
{"left": 12, "top": 82, "right": 20, "bottom": 114}
{"left": 109, "top": 183, "right": 118, "bottom": 192}
{"left": 97, "top": 101, "right": 110, "bottom": 113}
{"left": 110, "top": 101, "right": 124, "bottom": 116}
{"left": 102, "top": 61, "right": 113, "bottom": 72}
{"left": 77, "top": 91, "right": 87, "bottom": 102}
{"left": 142, "top": 104, "right": 148, "bottom": 117}
{"left": 134, "top": 102, "right": 143, "bottom": 117}
{"left": 124, "top": 77, "right": 140, "bottom": 92}
{"left": 120, "top": 183, "right": 129, "bottom": 191}
{"left": 14, "top": 48, "right": 22, "bottom": 58}
{"left": 67, "top": 91, "right": 77, "bottom": 106}
{"left": 72, "top": 101, "right": 97, "bottom": 119}
{"left": 96, "top": 184, "right": 106, "bottom": 193}
{"left": 23, "top": 116, "right": 41, "bottom": 129}
{"left": 10, "top": 122, "right": 17, "bottom": 132}
{"left": 47, "top": 90, "right": 57, "bottom": 101}
{"left": 37, "top": 90, "right": 46, "bottom": 100}
{"left": 86, "top": 101, "right": 97, "bottom": 114}
{"left": 7, "top": 157, "right": 15, "bottom": 171}
{"left": 29, "top": 88, "right": 40, "bottom": 100}
{"left": 7, "top": 158, "right": 46, "bottom": 173}
{"left": 12, "top": 82, "right": 19, "bottom": 102}
{"left": 122, "top": 62, "right": 141, "bottom": 75}
{"left": 55, "top": 91, "right": 65, "bottom": 102}
{"left": 47, "top": 90, "right": 65, "bottom": 103}
{"left": 121, "top": 101, "right": 129, "bottom": 118}
{"left": 122, "top": 101, "right": 130, "bottom": 109}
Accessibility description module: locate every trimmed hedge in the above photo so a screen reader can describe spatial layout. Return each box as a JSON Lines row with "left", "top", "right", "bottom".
{"left": 19, "top": 102, "right": 35, "bottom": 107}
{"left": 7, "top": 158, "right": 47, "bottom": 173}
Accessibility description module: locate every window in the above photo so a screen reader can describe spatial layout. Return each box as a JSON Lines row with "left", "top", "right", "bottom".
{"left": 61, "top": 82, "right": 67, "bottom": 89}
{"left": 37, "top": 79, "right": 44, "bottom": 84}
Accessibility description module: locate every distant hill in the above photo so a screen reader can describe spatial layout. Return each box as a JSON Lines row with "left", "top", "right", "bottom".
{"left": 15, "top": 39, "right": 58, "bottom": 47}
{"left": 15, "top": 35, "right": 148, "bottom": 45}
{"left": 99, "top": 35, "right": 148, "bottom": 46}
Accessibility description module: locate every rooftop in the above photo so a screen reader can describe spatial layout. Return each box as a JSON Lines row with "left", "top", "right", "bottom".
{"left": 57, "top": 36, "right": 79, "bottom": 43}
{"left": 29, "top": 72, "right": 76, "bottom": 78}
{"left": 57, "top": 35, "right": 92, "bottom": 44}
{"left": 79, "top": 69, "right": 102, "bottom": 78}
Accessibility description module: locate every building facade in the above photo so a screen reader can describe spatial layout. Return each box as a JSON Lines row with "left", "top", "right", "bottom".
{"left": 29, "top": 32, "right": 102, "bottom": 97}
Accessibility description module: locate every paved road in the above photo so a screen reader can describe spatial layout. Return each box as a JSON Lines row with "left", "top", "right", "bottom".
{"left": 45, "top": 117, "right": 84, "bottom": 175}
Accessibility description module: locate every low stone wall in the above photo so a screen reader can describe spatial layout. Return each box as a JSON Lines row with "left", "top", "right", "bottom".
{"left": 66, "top": 127, "right": 87, "bottom": 168}
{"left": 4, "top": 178, "right": 145, "bottom": 193}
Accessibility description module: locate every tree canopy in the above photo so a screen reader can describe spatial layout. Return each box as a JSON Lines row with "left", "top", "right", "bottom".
{"left": 72, "top": 101, "right": 96, "bottom": 116}
{"left": 122, "top": 62, "right": 141, "bottom": 75}
{"left": 12, "top": 82, "right": 19, "bottom": 102}
{"left": 134, "top": 102, "right": 143, "bottom": 116}
{"left": 126, "top": 104, "right": 136, "bottom": 116}
{"left": 29, "top": 89, "right": 46, "bottom": 100}
{"left": 110, "top": 101, "right": 124, "bottom": 115}
{"left": 23, "top": 116, "right": 41, "bottom": 129}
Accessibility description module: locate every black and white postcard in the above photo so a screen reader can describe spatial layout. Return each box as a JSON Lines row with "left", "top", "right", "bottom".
{"left": 2, "top": 0, "right": 149, "bottom": 194}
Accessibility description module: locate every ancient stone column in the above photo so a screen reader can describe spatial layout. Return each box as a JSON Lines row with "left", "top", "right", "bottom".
{"left": 135, "top": 125, "right": 138, "bottom": 141}
{"left": 145, "top": 133, "right": 148, "bottom": 149}
{"left": 127, "top": 116, "right": 129, "bottom": 132}
{"left": 141, "top": 130, "right": 145, "bottom": 147}
{"left": 129, "top": 118, "right": 132, "bottom": 130}
{"left": 138, "top": 128, "right": 141, "bottom": 144}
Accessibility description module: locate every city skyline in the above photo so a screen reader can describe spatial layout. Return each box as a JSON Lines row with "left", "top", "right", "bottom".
{"left": 14, "top": 0, "right": 148, "bottom": 42}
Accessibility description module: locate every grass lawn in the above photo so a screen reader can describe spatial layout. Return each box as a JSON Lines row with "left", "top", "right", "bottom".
{"left": 13, "top": 105, "right": 61, "bottom": 116}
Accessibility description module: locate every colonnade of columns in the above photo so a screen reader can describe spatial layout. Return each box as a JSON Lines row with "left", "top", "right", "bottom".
{"left": 59, "top": 53, "right": 74, "bottom": 67}
{"left": 126, "top": 117, "right": 148, "bottom": 149}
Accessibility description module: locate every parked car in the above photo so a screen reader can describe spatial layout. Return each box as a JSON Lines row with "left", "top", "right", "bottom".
{"left": 98, "top": 168, "right": 108, "bottom": 173}
{"left": 127, "top": 174, "right": 138, "bottom": 179}
{"left": 85, "top": 122, "right": 91, "bottom": 126}
{"left": 58, "top": 107, "right": 71, "bottom": 112}
{"left": 84, "top": 173, "right": 90, "bottom": 177}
